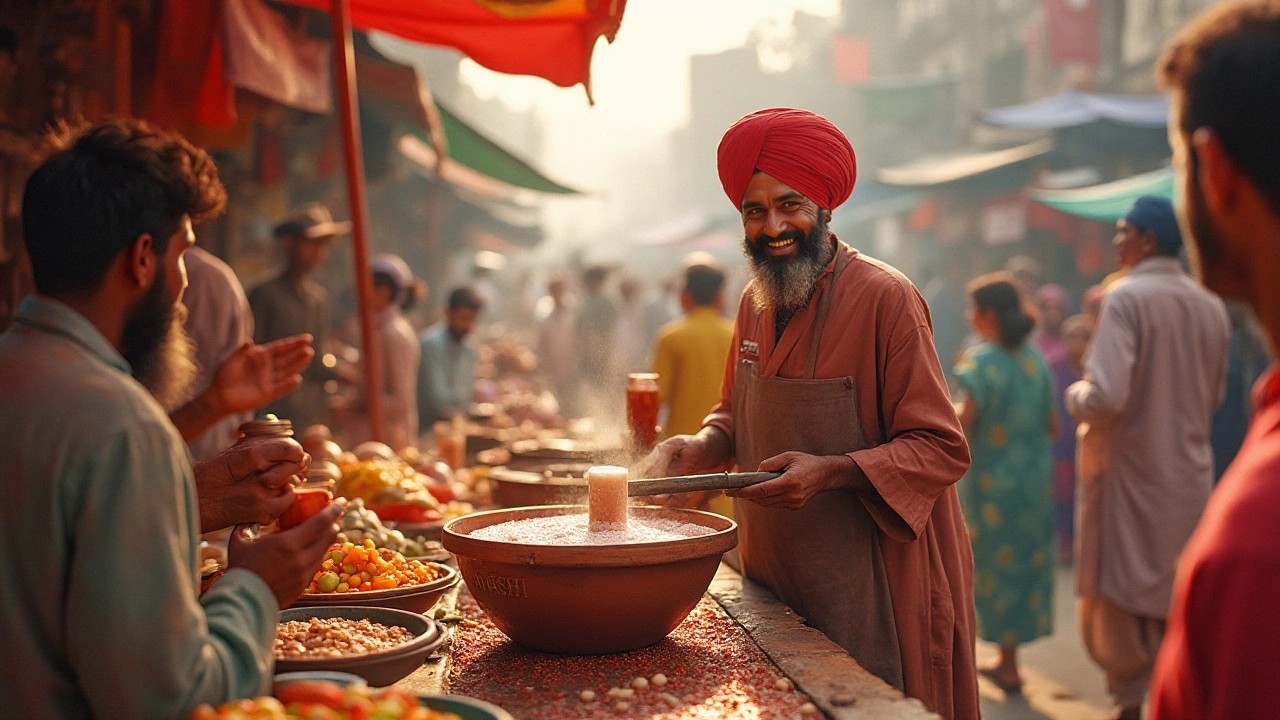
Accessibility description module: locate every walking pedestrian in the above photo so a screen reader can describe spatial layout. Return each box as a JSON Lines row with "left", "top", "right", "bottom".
{"left": 1067, "top": 195, "right": 1229, "bottom": 720}
{"left": 953, "top": 272, "right": 1056, "bottom": 694}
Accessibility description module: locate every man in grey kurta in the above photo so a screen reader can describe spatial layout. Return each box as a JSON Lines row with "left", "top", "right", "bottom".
{"left": 0, "top": 297, "right": 279, "bottom": 717}
{"left": 1066, "top": 196, "right": 1229, "bottom": 719}
{"left": 0, "top": 118, "right": 341, "bottom": 718}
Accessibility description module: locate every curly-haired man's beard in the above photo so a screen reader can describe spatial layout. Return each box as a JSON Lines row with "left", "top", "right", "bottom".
{"left": 122, "top": 266, "right": 197, "bottom": 411}
{"left": 742, "top": 214, "right": 834, "bottom": 314}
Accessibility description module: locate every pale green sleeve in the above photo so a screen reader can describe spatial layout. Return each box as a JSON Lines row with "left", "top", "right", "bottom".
{"left": 63, "top": 419, "right": 276, "bottom": 719}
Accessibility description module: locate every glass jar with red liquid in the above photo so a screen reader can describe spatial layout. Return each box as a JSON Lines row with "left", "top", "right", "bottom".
{"left": 626, "top": 373, "right": 661, "bottom": 453}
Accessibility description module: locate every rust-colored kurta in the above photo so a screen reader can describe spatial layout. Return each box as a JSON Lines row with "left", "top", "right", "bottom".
{"left": 705, "top": 239, "right": 978, "bottom": 720}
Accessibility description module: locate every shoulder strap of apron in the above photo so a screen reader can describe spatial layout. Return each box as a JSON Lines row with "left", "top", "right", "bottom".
{"left": 803, "top": 246, "right": 853, "bottom": 380}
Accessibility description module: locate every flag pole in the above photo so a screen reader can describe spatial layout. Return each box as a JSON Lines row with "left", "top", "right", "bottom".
{"left": 331, "top": 0, "right": 384, "bottom": 443}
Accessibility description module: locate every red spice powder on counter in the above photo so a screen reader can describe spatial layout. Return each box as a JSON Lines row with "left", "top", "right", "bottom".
{"left": 448, "top": 594, "right": 813, "bottom": 719}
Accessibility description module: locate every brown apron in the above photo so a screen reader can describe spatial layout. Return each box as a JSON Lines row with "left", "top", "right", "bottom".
{"left": 733, "top": 249, "right": 904, "bottom": 690}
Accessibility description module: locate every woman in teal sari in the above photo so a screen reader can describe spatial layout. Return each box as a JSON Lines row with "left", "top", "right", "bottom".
{"left": 953, "top": 272, "right": 1057, "bottom": 693}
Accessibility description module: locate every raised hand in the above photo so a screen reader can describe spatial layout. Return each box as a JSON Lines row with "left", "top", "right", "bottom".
{"left": 212, "top": 335, "right": 315, "bottom": 415}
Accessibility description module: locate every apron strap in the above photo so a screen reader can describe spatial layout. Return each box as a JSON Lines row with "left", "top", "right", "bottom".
{"left": 803, "top": 245, "right": 853, "bottom": 380}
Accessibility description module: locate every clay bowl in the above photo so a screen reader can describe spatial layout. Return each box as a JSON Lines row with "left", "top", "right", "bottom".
{"left": 443, "top": 505, "right": 737, "bottom": 655}
{"left": 274, "top": 606, "right": 446, "bottom": 687}
{"left": 487, "top": 466, "right": 587, "bottom": 508}
{"left": 291, "top": 563, "right": 459, "bottom": 614}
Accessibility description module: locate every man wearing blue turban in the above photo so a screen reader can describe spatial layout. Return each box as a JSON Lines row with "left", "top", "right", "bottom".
{"left": 1065, "top": 195, "right": 1230, "bottom": 720}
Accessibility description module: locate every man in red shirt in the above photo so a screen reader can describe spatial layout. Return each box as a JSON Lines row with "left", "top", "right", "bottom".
{"left": 1149, "top": 2, "right": 1280, "bottom": 718}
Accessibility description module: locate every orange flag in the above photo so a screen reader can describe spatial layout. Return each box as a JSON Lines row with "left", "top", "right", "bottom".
{"left": 279, "top": 0, "right": 627, "bottom": 99}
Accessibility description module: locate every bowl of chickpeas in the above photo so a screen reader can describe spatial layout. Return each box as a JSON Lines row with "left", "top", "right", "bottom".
{"left": 291, "top": 540, "right": 459, "bottom": 615}
{"left": 273, "top": 606, "right": 446, "bottom": 687}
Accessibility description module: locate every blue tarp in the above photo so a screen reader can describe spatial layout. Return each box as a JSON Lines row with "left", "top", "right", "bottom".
{"left": 980, "top": 90, "right": 1170, "bottom": 130}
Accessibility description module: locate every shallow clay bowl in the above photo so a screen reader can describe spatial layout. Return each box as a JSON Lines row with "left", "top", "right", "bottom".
{"left": 274, "top": 606, "right": 445, "bottom": 687}
{"left": 444, "top": 505, "right": 737, "bottom": 655}
{"left": 290, "top": 563, "right": 459, "bottom": 614}
{"left": 487, "top": 467, "right": 587, "bottom": 508}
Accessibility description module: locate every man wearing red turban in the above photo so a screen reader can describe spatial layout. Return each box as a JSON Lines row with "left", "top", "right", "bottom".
{"left": 647, "top": 108, "right": 978, "bottom": 720}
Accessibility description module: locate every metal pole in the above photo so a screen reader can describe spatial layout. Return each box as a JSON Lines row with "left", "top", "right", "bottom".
{"left": 331, "top": 0, "right": 385, "bottom": 443}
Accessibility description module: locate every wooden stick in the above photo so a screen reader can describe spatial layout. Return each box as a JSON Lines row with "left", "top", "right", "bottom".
{"left": 331, "top": 0, "right": 384, "bottom": 442}
{"left": 628, "top": 472, "right": 781, "bottom": 497}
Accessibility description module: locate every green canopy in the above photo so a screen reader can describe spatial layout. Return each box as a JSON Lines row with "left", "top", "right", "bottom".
{"left": 1032, "top": 167, "right": 1173, "bottom": 221}
{"left": 412, "top": 103, "right": 583, "bottom": 195}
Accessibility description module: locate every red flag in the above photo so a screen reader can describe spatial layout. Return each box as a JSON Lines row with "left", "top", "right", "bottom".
{"left": 279, "top": 0, "right": 627, "bottom": 96}
{"left": 146, "top": 0, "right": 236, "bottom": 130}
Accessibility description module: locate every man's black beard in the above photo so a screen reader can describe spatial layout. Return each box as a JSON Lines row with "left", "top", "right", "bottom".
{"left": 1183, "top": 151, "right": 1245, "bottom": 301}
{"left": 122, "top": 267, "right": 197, "bottom": 411}
{"left": 742, "top": 215, "right": 834, "bottom": 314}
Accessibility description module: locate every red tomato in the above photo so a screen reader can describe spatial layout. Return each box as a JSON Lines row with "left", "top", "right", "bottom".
{"left": 367, "top": 503, "right": 437, "bottom": 524}
{"left": 425, "top": 483, "right": 456, "bottom": 504}
{"left": 345, "top": 697, "right": 374, "bottom": 720}
{"left": 278, "top": 487, "right": 333, "bottom": 530}
{"left": 274, "top": 681, "right": 346, "bottom": 709}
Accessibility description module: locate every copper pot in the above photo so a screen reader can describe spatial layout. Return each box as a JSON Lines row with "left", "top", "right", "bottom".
{"left": 487, "top": 467, "right": 587, "bottom": 508}
{"left": 444, "top": 505, "right": 737, "bottom": 655}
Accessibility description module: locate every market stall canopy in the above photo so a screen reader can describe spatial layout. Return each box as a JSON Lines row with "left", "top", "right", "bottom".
{"left": 398, "top": 116, "right": 584, "bottom": 198}
{"left": 279, "top": 0, "right": 627, "bottom": 99}
{"left": 418, "top": 104, "right": 582, "bottom": 195}
{"left": 1031, "top": 167, "right": 1174, "bottom": 221}
{"left": 980, "top": 90, "right": 1170, "bottom": 129}
{"left": 876, "top": 139, "right": 1052, "bottom": 188}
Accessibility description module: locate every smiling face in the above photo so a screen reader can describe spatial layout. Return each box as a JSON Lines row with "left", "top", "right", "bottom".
{"left": 741, "top": 172, "right": 827, "bottom": 262}
{"left": 739, "top": 172, "right": 834, "bottom": 312}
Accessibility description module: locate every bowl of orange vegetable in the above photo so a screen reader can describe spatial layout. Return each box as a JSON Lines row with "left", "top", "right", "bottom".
{"left": 291, "top": 540, "right": 459, "bottom": 615}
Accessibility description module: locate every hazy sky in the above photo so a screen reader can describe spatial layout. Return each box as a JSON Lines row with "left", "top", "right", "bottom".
{"left": 452, "top": 0, "right": 841, "bottom": 251}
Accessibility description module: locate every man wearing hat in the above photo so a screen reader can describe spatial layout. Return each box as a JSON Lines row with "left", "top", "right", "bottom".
{"left": 370, "top": 254, "right": 421, "bottom": 449}
{"left": 1065, "top": 195, "right": 1229, "bottom": 720}
{"left": 645, "top": 108, "right": 977, "bottom": 719}
{"left": 249, "top": 203, "right": 350, "bottom": 429}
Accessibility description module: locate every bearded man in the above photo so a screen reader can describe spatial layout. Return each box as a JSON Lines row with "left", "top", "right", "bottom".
{"left": 646, "top": 108, "right": 977, "bottom": 719}
{"left": 0, "top": 119, "right": 342, "bottom": 718}
{"left": 1149, "top": 3, "right": 1280, "bottom": 717}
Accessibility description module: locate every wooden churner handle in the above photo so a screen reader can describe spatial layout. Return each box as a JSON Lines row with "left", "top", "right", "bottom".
{"left": 627, "top": 471, "right": 782, "bottom": 497}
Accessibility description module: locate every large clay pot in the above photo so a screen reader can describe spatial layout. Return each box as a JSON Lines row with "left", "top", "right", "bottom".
{"left": 444, "top": 505, "right": 736, "bottom": 655}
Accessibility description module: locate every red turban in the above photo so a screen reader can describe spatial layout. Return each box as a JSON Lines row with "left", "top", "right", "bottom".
{"left": 716, "top": 108, "right": 857, "bottom": 211}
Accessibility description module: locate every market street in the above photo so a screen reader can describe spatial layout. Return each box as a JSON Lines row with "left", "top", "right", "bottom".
{"left": 979, "top": 568, "right": 1113, "bottom": 720}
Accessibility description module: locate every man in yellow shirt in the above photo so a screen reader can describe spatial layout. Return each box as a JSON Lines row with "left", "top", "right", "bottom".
{"left": 651, "top": 263, "right": 735, "bottom": 512}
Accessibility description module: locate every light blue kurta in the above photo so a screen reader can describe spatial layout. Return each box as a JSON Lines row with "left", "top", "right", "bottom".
{"left": 417, "top": 322, "right": 476, "bottom": 427}
{"left": 0, "top": 295, "right": 277, "bottom": 719}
